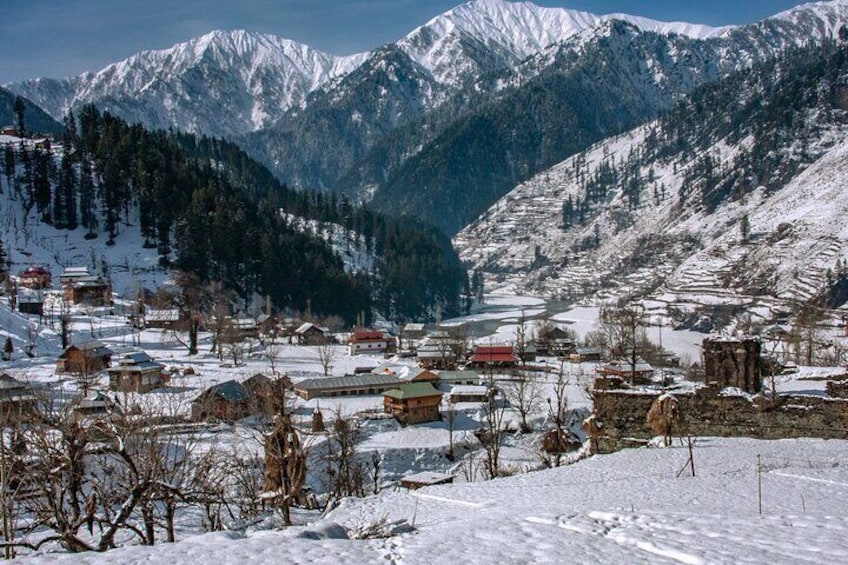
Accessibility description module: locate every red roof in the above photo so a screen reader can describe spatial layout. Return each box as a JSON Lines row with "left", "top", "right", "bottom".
{"left": 469, "top": 353, "right": 519, "bottom": 363}
{"left": 350, "top": 330, "right": 386, "bottom": 343}
{"left": 474, "top": 345, "right": 515, "bottom": 355}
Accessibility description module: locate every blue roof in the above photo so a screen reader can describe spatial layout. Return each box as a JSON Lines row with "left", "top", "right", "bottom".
{"left": 207, "top": 380, "right": 251, "bottom": 402}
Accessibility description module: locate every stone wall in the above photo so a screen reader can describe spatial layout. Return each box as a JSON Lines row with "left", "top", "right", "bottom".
{"left": 593, "top": 386, "right": 848, "bottom": 453}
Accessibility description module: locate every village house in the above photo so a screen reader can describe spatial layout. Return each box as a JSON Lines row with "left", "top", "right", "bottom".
{"left": 17, "top": 288, "right": 44, "bottom": 316}
{"left": 596, "top": 358, "right": 655, "bottom": 384}
{"left": 220, "top": 317, "right": 259, "bottom": 343}
{"left": 372, "top": 364, "right": 439, "bottom": 384}
{"left": 383, "top": 383, "right": 443, "bottom": 425}
{"left": 295, "top": 322, "right": 330, "bottom": 345}
{"left": 399, "top": 323, "right": 427, "bottom": 352}
{"left": 1, "top": 126, "right": 20, "bottom": 137}
{"left": 570, "top": 346, "right": 603, "bottom": 363}
{"left": 0, "top": 373, "right": 37, "bottom": 423}
{"left": 106, "top": 351, "right": 166, "bottom": 393}
{"left": 467, "top": 344, "right": 519, "bottom": 370}
{"left": 60, "top": 267, "right": 111, "bottom": 306}
{"left": 191, "top": 380, "right": 253, "bottom": 423}
{"left": 448, "top": 384, "right": 491, "bottom": 403}
{"left": 144, "top": 309, "right": 184, "bottom": 330}
{"left": 243, "top": 373, "right": 290, "bottom": 417}
{"left": 73, "top": 391, "right": 122, "bottom": 422}
{"left": 434, "top": 370, "right": 480, "bottom": 390}
{"left": 517, "top": 341, "right": 537, "bottom": 363}
{"left": 536, "top": 326, "right": 576, "bottom": 356}
{"left": 56, "top": 341, "right": 113, "bottom": 374}
{"left": 417, "top": 341, "right": 456, "bottom": 369}
{"left": 348, "top": 329, "right": 392, "bottom": 356}
{"left": 17, "top": 265, "right": 51, "bottom": 289}
{"left": 293, "top": 374, "right": 401, "bottom": 400}
{"left": 255, "top": 313, "right": 275, "bottom": 335}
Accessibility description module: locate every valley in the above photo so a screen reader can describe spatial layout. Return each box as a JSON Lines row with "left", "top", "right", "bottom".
{"left": 3, "top": 0, "right": 848, "bottom": 562}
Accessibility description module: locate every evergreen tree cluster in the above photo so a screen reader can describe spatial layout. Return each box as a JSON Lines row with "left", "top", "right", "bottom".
{"left": 174, "top": 134, "right": 467, "bottom": 321}
{"left": 0, "top": 106, "right": 465, "bottom": 323}
{"left": 656, "top": 41, "right": 848, "bottom": 212}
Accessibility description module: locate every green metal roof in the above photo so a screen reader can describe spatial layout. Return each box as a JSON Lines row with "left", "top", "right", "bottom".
{"left": 384, "top": 383, "right": 443, "bottom": 400}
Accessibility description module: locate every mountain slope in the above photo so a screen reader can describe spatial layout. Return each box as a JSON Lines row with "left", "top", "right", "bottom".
{"left": 0, "top": 87, "right": 63, "bottom": 135}
{"left": 9, "top": 1, "right": 848, "bottom": 240}
{"left": 360, "top": 2, "right": 848, "bottom": 235}
{"left": 455, "top": 41, "right": 848, "bottom": 328}
{"left": 253, "top": 0, "right": 848, "bottom": 235}
{"left": 7, "top": 30, "right": 367, "bottom": 138}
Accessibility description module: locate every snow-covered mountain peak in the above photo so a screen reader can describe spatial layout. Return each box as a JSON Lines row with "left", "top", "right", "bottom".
{"left": 771, "top": 0, "right": 848, "bottom": 35}
{"left": 398, "top": 0, "right": 729, "bottom": 86}
{"left": 8, "top": 29, "right": 369, "bottom": 136}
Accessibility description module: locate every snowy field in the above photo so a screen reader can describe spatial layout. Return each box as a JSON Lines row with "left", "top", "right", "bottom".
{"left": 18, "top": 436, "right": 848, "bottom": 564}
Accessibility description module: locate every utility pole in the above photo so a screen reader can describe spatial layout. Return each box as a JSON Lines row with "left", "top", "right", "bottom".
{"left": 757, "top": 453, "right": 763, "bottom": 515}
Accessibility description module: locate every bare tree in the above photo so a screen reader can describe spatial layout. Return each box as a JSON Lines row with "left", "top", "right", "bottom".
{"left": 480, "top": 378, "right": 507, "bottom": 479}
{"left": 505, "top": 374, "right": 542, "bottom": 434}
{"left": 542, "top": 363, "right": 572, "bottom": 467}
{"left": 322, "top": 410, "right": 364, "bottom": 507}
{"left": 265, "top": 340, "right": 283, "bottom": 376}
{"left": 317, "top": 344, "right": 336, "bottom": 377}
{"left": 599, "top": 301, "right": 647, "bottom": 384}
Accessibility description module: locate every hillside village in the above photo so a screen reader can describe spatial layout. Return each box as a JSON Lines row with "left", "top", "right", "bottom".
{"left": 4, "top": 0, "right": 848, "bottom": 562}
{"left": 0, "top": 245, "right": 847, "bottom": 559}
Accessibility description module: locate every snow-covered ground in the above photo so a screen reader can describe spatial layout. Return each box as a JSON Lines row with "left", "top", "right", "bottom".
{"left": 0, "top": 283, "right": 844, "bottom": 563}
{"left": 18, "top": 436, "right": 848, "bottom": 564}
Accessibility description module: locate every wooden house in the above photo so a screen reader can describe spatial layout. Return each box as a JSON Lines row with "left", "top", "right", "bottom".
{"left": 448, "top": 384, "right": 490, "bottom": 403}
{"left": 221, "top": 318, "right": 259, "bottom": 343}
{"left": 348, "top": 329, "right": 391, "bottom": 355}
{"left": 107, "top": 351, "right": 166, "bottom": 393}
{"left": 17, "top": 266, "right": 51, "bottom": 289}
{"left": 63, "top": 273, "right": 111, "bottom": 306}
{"left": 243, "top": 373, "right": 290, "bottom": 417}
{"left": 17, "top": 288, "right": 44, "bottom": 316}
{"left": 383, "top": 383, "right": 443, "bottom": 425}
{"left": 293, "top": 374, "right": 401, "bottom": 400}
{"left": 0, "top": 373, "right": 37, "bottom": 423}
{"left": 536, "top": 326, "right": 576, "bottom": 356}
{"left": 372, "top": 364, "right": 439, "bottom": 384}
{"left": 73, "top": 391, "right": 122, "bottom": 422}
{"left": 144, "top": 309, "right": 183, "bottom": 330}
{"left": 295, "top": 322, "right": 329, "bottom": 345}
{"left": 570, "top": 347, "right": 603, "bottom": 363}
{"left": 57, "top": 341, "right": 113, "bottom": 374}
{"left": 59, "top": 266, "right": 92, "bottom": 287}
{"left": 597, "top": 358, "right": 654, "bottom": 383}
{"left": 434, "top": 370, "right": 480, "bottom": 389}
{"left": 416, "top": 332, "right": 463, "bottom": 370}
{"left": 400, "top": 323, "right": 427, "bottom": 351}
{"left": 191, "top": 380, "right": 252, "bottom": 423}
{"left": 467, "top": 345, "right": 519, "bottom": 369}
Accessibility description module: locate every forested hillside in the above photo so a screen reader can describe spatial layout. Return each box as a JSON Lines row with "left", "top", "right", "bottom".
{"left": 0, "top": 106, "right": 465, "bottom": 323}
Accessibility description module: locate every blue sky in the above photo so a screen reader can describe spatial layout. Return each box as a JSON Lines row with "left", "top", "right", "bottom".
{"left": 1, "top": 0, "right": 807, "bottom": 84}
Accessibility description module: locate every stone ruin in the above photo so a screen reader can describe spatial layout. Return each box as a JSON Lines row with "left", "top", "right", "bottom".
{"left": 702, "top": 337, "right": 762, "bottom": 394}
